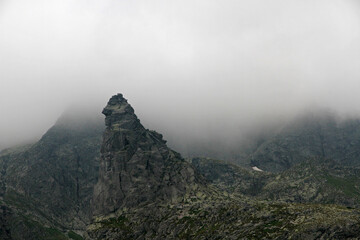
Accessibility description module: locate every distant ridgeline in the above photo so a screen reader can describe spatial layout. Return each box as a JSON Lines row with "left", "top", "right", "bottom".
{"left": 246, "top": 111, "right": 360, "bottom": 172}
{"left": 174, "top": 110, "right": 360, "bottom": 173}
{"left": 1, "top": 94, "right": 360, "bottom": 239}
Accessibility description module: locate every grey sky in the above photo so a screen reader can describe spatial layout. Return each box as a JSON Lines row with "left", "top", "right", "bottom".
{"left": 0, "top": 0, "right": 360, "bottom": 149}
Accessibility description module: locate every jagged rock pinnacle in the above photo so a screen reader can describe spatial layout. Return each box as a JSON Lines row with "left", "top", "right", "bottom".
{"left": 102, "top": 94, "right": 138, "bottom": 128}
{"left": 93, "top": 94, "right": 201, "bottom": 216}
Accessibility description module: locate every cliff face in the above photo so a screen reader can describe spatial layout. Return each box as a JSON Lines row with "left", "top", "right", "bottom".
{"left": 92, "top": 94, "right": 201, "bottom": 216}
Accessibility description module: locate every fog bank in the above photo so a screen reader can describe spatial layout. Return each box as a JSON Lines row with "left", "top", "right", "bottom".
{"left": 1, "top": 0, "right": 360, "bottom": 150}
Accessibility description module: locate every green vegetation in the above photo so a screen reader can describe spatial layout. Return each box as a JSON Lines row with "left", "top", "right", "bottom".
{"left": 10, "top": 214, "right": 67, "bottom": 240}
{"left": 99, "top": 215, "right": 132, "bottom": 233}
{"left": 4, "top": 190, "right": 35, "bottom": 210}
{"left": 324, "top": 174, "right": 360, "bottom": 198}
{"left": 67, "top": 231, "right": 84, "bottom": 240}
{"left": 43, "top": 228, "right": 68, "bottom": 240}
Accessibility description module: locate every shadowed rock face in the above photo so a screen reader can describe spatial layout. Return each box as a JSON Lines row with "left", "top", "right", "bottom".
{"left": 93, "top": 94, "right": 201, "bottom": 216}
{"left": 0, "top": 110, "right": 104, "bottom": 237}
{"left": 247, "top": 112, "right": 360, "bottom": 172}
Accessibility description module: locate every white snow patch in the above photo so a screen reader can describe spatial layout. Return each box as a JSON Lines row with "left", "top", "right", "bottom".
{"left": 252, "top": 166, "right": 263, "bottom": 172}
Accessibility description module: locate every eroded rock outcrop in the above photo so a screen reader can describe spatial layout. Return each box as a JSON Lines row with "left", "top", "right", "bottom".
{"left": 92, "top": 94, "right": 202, "bottom": 216}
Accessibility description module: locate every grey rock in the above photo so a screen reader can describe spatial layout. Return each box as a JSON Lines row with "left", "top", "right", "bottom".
{"left": 92, "top": 94, "right": 203, "bottom": 216}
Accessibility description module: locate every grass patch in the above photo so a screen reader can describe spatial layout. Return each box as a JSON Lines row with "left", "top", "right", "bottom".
{"left": 324, "top": 175, "right": 360, "bottom": 198}
{"left": 100, "top": 215, "right": 132, "bottom": 233}
{"left": 68, "top": 231, "right": 84, "bottom": 240}
{"left": 15, "top": 214, "right": 67, "bottom": 240}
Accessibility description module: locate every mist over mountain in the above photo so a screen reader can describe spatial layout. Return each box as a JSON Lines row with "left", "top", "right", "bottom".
{"left": 1, "top": 0, "right": 360, "bottom": 152}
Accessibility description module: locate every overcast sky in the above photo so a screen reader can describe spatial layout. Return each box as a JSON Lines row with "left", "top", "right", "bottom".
{"left": 1, "top": 0, "right": 360, "bottom": 149}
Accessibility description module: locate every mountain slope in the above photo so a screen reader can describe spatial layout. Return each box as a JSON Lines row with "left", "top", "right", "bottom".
{"left": 248, "top": 111, "right": 360, "bottom": 172}
{"left": 260, "top": 157, "right": 360, "bottom": 207}
{"left": 192, "top": 157, "right": 360, "bottom": 208}
{"left": 0, "top": 111, "right": 104, "bottom": 239}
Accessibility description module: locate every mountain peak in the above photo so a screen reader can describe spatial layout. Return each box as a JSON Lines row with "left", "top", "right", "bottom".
{"left": 102, "top": 93, "right": 138, "bottom": 128}
{"left": 93, "top": 94, "right": 202, "bottom": 216}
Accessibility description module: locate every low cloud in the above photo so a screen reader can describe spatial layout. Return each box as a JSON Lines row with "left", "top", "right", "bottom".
{"left": 0, "top": 0, "right": 359, "bottom": 150}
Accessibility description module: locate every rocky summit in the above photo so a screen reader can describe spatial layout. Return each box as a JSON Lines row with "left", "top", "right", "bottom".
{"left": 92, "top": 94, "right": 202, "bottom": 216}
